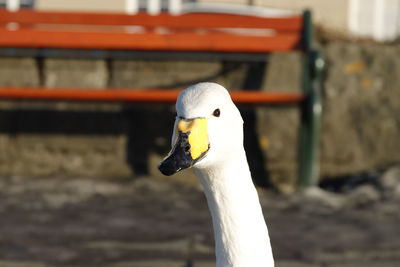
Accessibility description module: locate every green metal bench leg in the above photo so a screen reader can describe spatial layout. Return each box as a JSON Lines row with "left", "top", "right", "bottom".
{"left": 298, "top": 10, "right": 325, "bottom": 188}
{"left": 299, "top": 51, "right": 324, "bottom": 187}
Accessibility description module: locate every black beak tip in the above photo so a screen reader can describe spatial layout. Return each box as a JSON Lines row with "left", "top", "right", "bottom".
{"left": 158, "top": 132, "right": 195, "bottom": 176}
{"left": 158, "top": 161, "right": 177, "bottom": 176}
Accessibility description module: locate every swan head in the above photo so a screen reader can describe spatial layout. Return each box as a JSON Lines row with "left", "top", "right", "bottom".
{"left": 158, "top": 82, "right": 244, "bottom": 176}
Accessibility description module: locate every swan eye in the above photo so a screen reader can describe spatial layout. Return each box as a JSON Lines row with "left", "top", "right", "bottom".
{"left": 213, "top": 109, "right": 221, "bottom": 117}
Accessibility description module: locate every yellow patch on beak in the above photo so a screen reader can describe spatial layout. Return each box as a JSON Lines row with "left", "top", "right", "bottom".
{"left": 177, "top": 118, "right": 209, "bottom": 160}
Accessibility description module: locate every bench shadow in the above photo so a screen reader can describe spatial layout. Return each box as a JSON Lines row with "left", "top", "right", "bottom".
{"left": 240, "top": 61, "right": 273, "bottom": 188}
{"left": 0, "top": 106, "right": 174, "bottom": 178}
{"left": 123, "top": 106, "right": 175, "bottom": 176}
{"left": 0, "top": 61, "right": 272, "bottom": 186}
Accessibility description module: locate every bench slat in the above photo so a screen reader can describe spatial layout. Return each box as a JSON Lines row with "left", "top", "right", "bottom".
{"left": 0, "top": 88, "right": 305, "bottom": 104}
{"left": 0, "top": 10, "right": 302, "bottom": 31}
{"left": 0, "top": 28, "right": 301, "bottom": 52}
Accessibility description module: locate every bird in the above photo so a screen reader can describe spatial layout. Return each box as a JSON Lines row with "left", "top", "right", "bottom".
{"left": 158, "top": 82, "right": 274, "bottom": 267}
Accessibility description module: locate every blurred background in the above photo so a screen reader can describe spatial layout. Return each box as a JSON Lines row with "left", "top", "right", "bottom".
{"left": 0, "top": 0, "right": 399, "bottom": 267}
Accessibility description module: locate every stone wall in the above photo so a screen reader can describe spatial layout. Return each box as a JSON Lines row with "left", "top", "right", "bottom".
{"left": 256, "top": 42, "right": 400, "bottom": 191}
{"left": 321, "top": 42, "right": 400, "bottom": 176}
{"left": 0, "top": 41, "right": 399, "bottom": 191}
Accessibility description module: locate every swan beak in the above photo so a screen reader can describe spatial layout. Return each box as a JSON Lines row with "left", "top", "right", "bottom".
{"left": 158, "top": 118, "right": 210, "bottom": 176}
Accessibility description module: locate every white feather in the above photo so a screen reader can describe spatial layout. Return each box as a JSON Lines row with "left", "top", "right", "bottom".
{"left": 176, "top": 82, "right": 275, "bottom": 267}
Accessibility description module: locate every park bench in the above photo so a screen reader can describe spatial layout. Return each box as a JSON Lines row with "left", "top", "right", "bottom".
{"left": 0, "top": 8, "right": 324, "bottom": 187}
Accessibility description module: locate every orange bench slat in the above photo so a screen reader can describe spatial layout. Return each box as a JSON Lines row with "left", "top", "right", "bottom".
{"left": 0, "top": 28, "right": 301, "bottom": 52}
{"left": 0, "top": 10, "right": 303, "bottom": 31}
{"left": 0, "top": 88, "right": 305, "bottom": 104}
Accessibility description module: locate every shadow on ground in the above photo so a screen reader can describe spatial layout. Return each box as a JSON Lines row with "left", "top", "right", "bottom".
{"left": 0, "top": 172, "right": 400, "bottom": 267}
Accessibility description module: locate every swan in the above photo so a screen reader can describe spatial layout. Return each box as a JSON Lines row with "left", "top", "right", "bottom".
{"left": 158, "top": 82, "right": 274, "bottom": 267}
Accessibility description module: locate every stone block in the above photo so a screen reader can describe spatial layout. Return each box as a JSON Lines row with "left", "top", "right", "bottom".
{"left": 0, "top": 57, "right": 40, "bottom": 86}
{"left": 262, "top": 52, "right": 302, "bottom": 93}
{"left": 0, "top": 134, "right": 132, "bottom": 178}
{"left": 44, "top": 58, "right": 108, "bottom": 88}
{"left": 110, "top": 60, "right": 222, "bottom": 88}
{"left": 321, "top": 42, "right": 400, "bottom": 177}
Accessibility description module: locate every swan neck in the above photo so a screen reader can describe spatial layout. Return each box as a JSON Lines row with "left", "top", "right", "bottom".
{"left": 195, "top": 151, "right": 274, "bottom": 267}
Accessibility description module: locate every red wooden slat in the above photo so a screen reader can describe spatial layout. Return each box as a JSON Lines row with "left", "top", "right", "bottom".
{"left": 0, "top": 10, "right": 302, "bottom": 31}
{"left": 0, "top": 28, "right": 301, "bottom": 52}
{"left": 0, "top": 88, "right": 305, "bottom": 104}
{"left": 0, "top": 88, "right": 181, "bottom": 103}
{"left": 231, "top": 90, "right": 304, "bottom": 104}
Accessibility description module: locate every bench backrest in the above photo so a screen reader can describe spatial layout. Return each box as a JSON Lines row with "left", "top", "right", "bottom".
{"left": 0, "top": 8, "right": 323, "bottom": 187}
{"left": 0, "top": 10, "right": 307, "bottom": 53}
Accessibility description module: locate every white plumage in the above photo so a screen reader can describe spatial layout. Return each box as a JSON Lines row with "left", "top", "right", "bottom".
{"left": 163, "top": 82, "right": 274, "bottom": 267}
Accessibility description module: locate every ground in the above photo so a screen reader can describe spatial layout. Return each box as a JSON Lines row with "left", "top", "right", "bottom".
{"left": 0, "top": 174, "right": 399, "bottom": 267}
